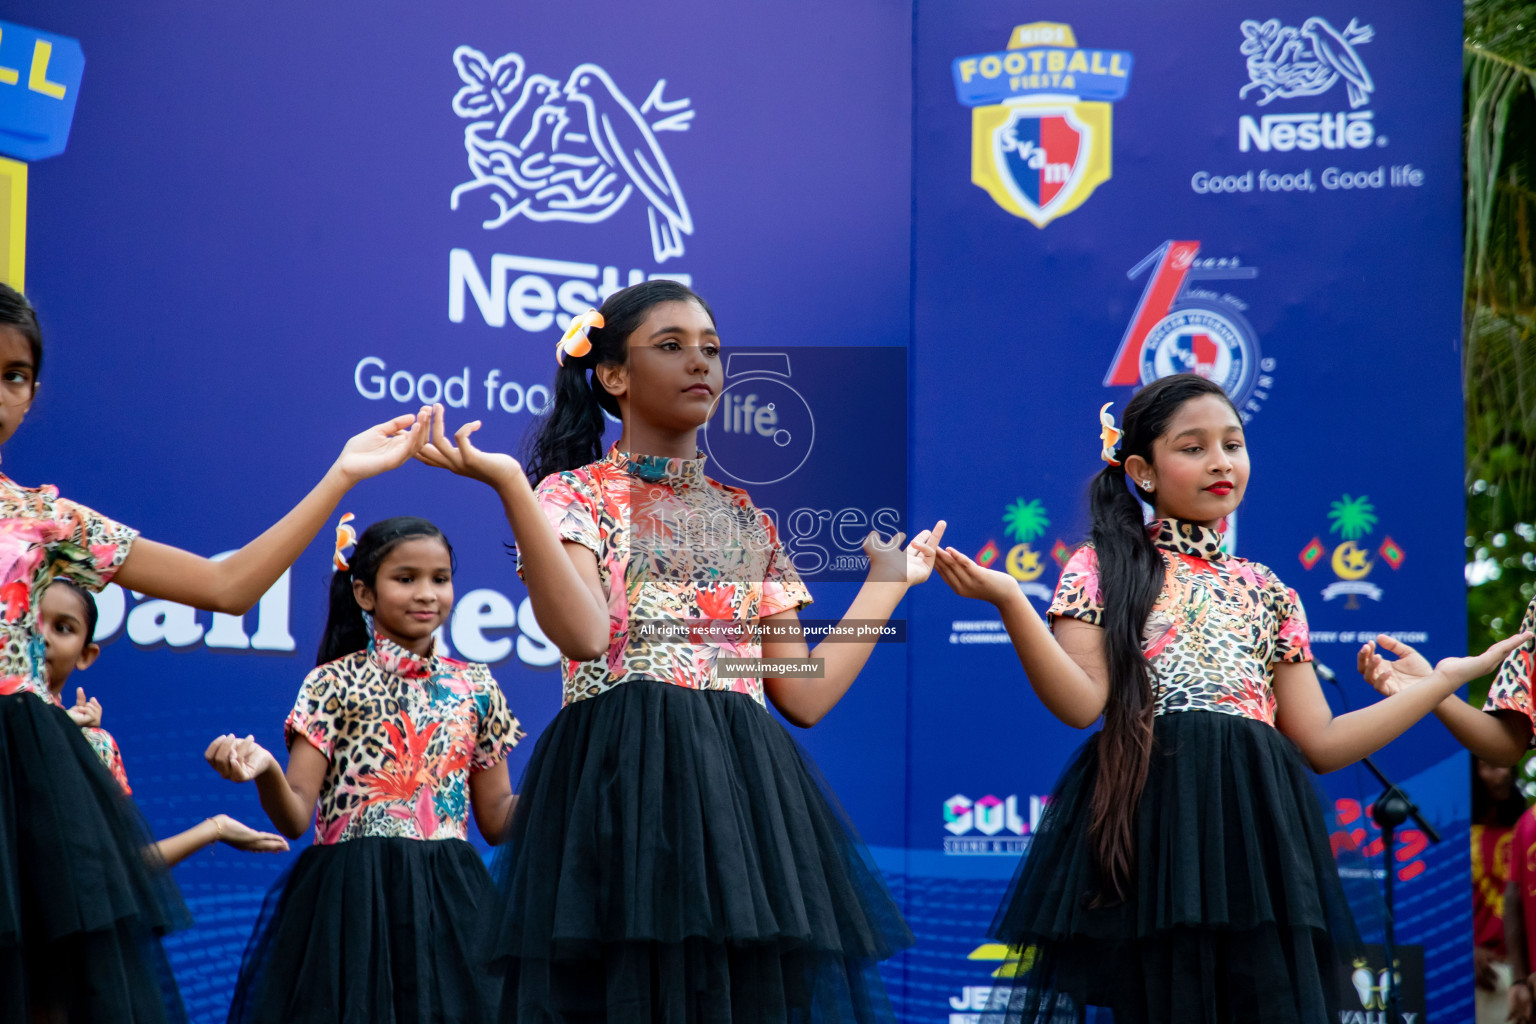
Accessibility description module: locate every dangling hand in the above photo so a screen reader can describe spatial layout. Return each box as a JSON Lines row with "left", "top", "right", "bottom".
{"left": 66, "top": 686, "right": 103, "bottom": 729}
{"left": 334, "top": 407, "right": 432, "bottom": 483}
{"left": 863, "top": 521, "right": 946, "bottom": 585}
{"left": 207, "top": 814, "right": 290, "bottom": 853}
{"left": 1359, "top": 632, "right": 1533, "bottom": 694}
{"left": 933, "top": 546, "right": 1023, "bottom": 606}
{"left": 204, "top": 734, "right": 278, "bottom": 783}
{"left": 415, "top": 405, "right": 524, "bottom": 488}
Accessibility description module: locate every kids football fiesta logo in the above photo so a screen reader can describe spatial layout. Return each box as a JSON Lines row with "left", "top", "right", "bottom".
{"left": 951, "top": 22, "right": 1134, "bottom": 227}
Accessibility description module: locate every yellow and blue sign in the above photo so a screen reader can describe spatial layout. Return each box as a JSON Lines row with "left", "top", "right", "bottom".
{"left": 952, "top": 22, "right": 1132, "bottom": 228}
{"left": 0, "top": 21, "right": 81, "bottom": 290}
{"left": 0, "top": 21, "right": 83, "bottom": 161}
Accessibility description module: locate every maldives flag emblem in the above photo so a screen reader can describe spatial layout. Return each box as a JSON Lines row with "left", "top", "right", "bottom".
{"left": 1378, "top": 536, "right": 1405, "bottom": 569}
{"left": 1299, "top": 537, "right": 1325, "bottom": 570}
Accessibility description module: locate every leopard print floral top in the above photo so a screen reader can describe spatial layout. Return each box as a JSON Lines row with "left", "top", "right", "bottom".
{"left": 82, "top": 725, "right": 131, "bottom": 795}
{"left": 1484, "top": 594, "right": 1536, "bottom": 736}
{"left": 285, "top": 631, "right": 524, "bottom": 844}
{"left": 522, "top": 444, "right": 812, "bottom": 708}
{"left": 1048, "top": 519, "right": 1312, "bottom": 726}
{"left": 0, "top": 475, "right": 136, "bottom": 702}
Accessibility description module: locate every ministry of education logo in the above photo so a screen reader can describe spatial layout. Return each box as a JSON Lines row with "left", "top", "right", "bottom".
{"left": 449, "top": 47, "right": 695, "bottom": 262}
{"left": 951, "top": 22, "right": 1133, "bottom": 227}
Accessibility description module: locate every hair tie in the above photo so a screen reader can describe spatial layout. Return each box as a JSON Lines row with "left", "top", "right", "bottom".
{"left": 332, "top": 512, "right": 357, "bottom": 572}
{"left": 556, "top": 308, "right": 604, "bottom": 365}
{"left": 1098, "top": 403, "right": 1123, "bottom": 466}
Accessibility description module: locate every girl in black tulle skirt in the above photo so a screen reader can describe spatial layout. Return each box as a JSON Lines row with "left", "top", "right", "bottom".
{"left": 416, "top": 280, "right": 943, "bottom": 1023}
{"left": 0, "top": 283, "right": 434, "bottom": 1023}
{"left": 934, "top": 373, "right": 1527, "bottom": 1024}
{"left": 205, "top": 517, "right": 524, "bottom": 1024}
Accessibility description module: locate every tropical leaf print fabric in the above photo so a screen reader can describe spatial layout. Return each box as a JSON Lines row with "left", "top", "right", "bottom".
{"left": 285, "top": 632, "right": 523, "bottom": 844}
{"left": 82, "top": 725, "right": 132, "bottom": 795}
{"left": 1048, "top": 518, "right": 1312, "bottom": 726}
{"left": 0, "top": 476, "right": 136, "bottom": 701}
{"left": 522, "top": 445, "right": 812, "bottom": 707}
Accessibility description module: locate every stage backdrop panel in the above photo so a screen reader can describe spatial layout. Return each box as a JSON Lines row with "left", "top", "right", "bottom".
{"left": 908, "top": 1, "right": 1467, "bottom": 1020}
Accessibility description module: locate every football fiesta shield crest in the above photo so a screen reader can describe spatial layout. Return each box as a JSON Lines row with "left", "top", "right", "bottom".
{"left": 953, "top": 23, "right": 1133, "bottom": 228}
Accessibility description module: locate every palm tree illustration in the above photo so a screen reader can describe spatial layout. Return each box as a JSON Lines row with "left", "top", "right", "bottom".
{"left": 1327, "top": 495, "right": 1377, "bottom": 540}
{"left": 1003, "top": 499, "right": 1050, "bottom": 544}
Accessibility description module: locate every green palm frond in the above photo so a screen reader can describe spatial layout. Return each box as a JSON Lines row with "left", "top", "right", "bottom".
{"left": 1002, "top": 499, "right": 1049, "bottom": 543}
{"left": 1327, "top": 495, "right": 1377, "bottom": 541}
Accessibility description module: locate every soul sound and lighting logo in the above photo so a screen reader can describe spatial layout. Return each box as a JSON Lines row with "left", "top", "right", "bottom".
{"left": 943, "top": 792, "right": 1050, "bottom": 855}
{"left": 951, "top": 22, "right": 1133, "bottom": 227}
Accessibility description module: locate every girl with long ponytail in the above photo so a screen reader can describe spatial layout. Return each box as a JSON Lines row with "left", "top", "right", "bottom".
{"left": 204, "top": 515, "right": 524, "bottom": 1024}
{"left": 936, "top": 373, "right": 1528, "bottom": 1023}
{"left": 416, "top": 279, "right": 944, "bottom": 1023}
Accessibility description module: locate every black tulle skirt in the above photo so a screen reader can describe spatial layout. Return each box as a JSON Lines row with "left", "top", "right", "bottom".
{"left": 0, "top": 691, "right": 190, "bottom": 1024}
{"left": 985, "top": 710, "right": 1360, "bottom": 1024}
{"left": 487, "top": 679, "right": 913, "bottom": 1024}
{"left": 228, "top": 836, "right": 500, "bottom": 1024}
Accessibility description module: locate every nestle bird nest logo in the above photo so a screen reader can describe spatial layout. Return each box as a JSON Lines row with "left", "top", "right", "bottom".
{"left": 449, "top": 47, "right": 695, "bottom": 263}
{"left": 1236, "top": 17, "right": 1384, "bottom": 154}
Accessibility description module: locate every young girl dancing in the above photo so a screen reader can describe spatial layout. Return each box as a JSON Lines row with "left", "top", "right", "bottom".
{"left": 40, "top": 579, "right": 289, "bottom": 865}
{"left": 0, "top": 282, "right": 431, "bottom": 1023}
{"left": 934, "top": 372, "right": 1526, "bottom": 1024}
{"left": 416, "top": 279, "right": 942, "bottom": 1023}
{"left": 205, "top": 515, "right": 523, "bottom": 1024}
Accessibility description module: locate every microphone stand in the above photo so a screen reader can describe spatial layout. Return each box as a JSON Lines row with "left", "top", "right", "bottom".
{"left": 1317, "top": 662, "right": 1440, "bottom": 1023}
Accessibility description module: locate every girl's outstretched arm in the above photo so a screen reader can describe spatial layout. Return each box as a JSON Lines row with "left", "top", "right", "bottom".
{"left": 415, "top": 408, "right": 608, "bottom": 661}
{"left": 113, "top": 410, "right": 431, "bottom": 615}
{"left": 1358, "top": 635, "right": 1533, "bottom": 766}
{"left": 153, "top": 814, "right": 289, "bottom": 867}
{"left": 760, "top": 524, "right": 945, "bottom": 728}
{"left": 469, "top": 761, "right": 515, "bottom": 846}
{"left": 1272, "top": 631, "right": 1532, "bottom": 773}
{"left": 932, "top": 546, "right": 1109, "bottom": 729}
{"left": 205, "top": 734, "right": 327, "bottom": 840}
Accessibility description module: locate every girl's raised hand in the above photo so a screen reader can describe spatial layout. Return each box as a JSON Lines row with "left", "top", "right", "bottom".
{"left": 66, "top": 686, "right": 102, "bottom": 729}
{"left": 209, "top": 814, "right": 290, "bottom": 853}
{"left": 204, "top": 734, "right": 277, "bottom": 783}
{"left": 415, "top": 405, "right": 523, "bottom": 487}
{"left": 334, "top": 408, "right": 432, "bottom": 483}
{"left": 862, "top": 521, "right": 947, "bottom": 585}
{"left": 934, "top": 546, "right": 1024, "bottom": 606}
{"left": 1360, "top": 631, "right": 1534, "bottom": 693}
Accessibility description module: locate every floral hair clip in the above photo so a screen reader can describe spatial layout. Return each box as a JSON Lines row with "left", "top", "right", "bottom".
{"left": 556, "top": 308, "right": 604, "bottom": 365}
{"left": 1098, "top": 402, "right": 1123, "bottom": 466}
{"left": 333, "top": 512, "right": 357, "bottom": 572}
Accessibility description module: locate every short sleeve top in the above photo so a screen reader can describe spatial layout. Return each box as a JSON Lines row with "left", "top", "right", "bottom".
{"left": 0, "top": 476, "right": 136, "bottom": 701}
{"left": 521, "top": 445, "right": 812, "bottom": 708}
{"left": 285, "top": 631, "right": 523, "bottom": 844}
{"left": 1048, "top": 518, "right": 1312, "bottom": 726}
{"left": 1483, "top": 594, "right": 1536, "bottom": 736}
{"left": 82, "top": 725, "right": 132, "bottom": 796}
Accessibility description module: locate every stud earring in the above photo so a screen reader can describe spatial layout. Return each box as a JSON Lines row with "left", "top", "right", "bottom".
{"left": 1141, "top": 480, "right": 1152, "bottom": 490}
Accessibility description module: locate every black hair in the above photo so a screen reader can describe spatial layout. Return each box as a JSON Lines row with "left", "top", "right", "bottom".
{"left": 316, "top": 516, "right": 455, "bottom": 666}
{"left": 522, "top": 279, "right": 715, "bottom": 485}
{"left": 0, "top": 282, "right": 43, "bottom": 386}
{"left": 48, "top": 578, "right": 98, "bottom": 641}
{"left": 1473, "top": 758, "right": 1526, "bottom": 828}
{"left": 1086, "top": 372, "right": 1239, "bottom": 901}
